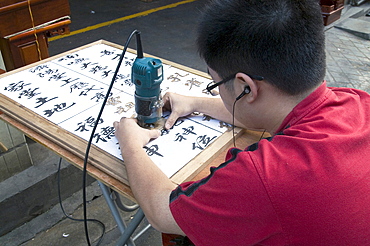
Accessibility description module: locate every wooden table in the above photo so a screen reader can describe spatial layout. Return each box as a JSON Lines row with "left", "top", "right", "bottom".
{"left": 0, "top": 40, "right": 267, "bottom": 245}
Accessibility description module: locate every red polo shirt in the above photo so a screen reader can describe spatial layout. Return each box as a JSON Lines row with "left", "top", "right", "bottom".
{"left": 170, "top": 82, "right": 370, "bottom": 245}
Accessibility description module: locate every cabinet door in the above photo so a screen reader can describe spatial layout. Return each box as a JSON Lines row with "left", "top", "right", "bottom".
{"left": 9, "top": 33, "right": 49, "bottom": 68}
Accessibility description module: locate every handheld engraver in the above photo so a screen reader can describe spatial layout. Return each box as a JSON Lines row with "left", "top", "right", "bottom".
{"left": 132, "top": 32, "right": 165, "bottom": 129}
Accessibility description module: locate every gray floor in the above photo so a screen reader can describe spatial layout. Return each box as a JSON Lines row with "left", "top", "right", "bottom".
{"left": 1, "top": 0, "right": 370, "bottom": 245}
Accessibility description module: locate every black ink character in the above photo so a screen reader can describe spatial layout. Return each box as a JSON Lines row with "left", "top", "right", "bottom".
{"left": 43, "top": 102, "right": 76, "bottom": 117}
{"left": 174, "top": 133, "right": 187, "bottom": 142}
{"left": 100, "top": 50, "right": 114, "bottom": 57}
{"left": 18, "top": 87, "right": 40, "bottom": 99}
{"left": 5, "top": 81, "right": 31, "bottom": 92}
{"left": 181, "top": 126, "right": 197, "bottom": 135}
{"left": 69, "top": 81, "right": 88, "bottom": 93}
{"left": 29, "top": 65, "right": 49, "bottom": 73}
{"left": 75, "top": 115, "right": 104, "bottom": 132}
{"left": 144, "top": 145, "right": 163, "bottom": 157}
{"left": 35, "top": 96, "right": 58, "bottom": 108}
{"left": 93, "top": 126, "right": 115, "bottom": 143}
{"left": 60, "top": 78, "right": 79, "bottom": 87}
{"left": 48, "top": 72, "right": 66, "bottom": 82}
{"left": 192, "top": 135, "right": 217, "bottom": 150}
{"left": 79, "top": 85, "right": 102, "bottom": 97}
{"left": 90, "top": 65, "right": 107, "bottom": 74}
{"left": 91, "top": 92, "right": 111, "bottom": 102}
{"left": 102, "top": 70, "right": 112, "bottom": 78}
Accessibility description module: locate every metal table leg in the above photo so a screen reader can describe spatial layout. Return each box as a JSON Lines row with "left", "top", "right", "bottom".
{"left": 98, "top": 180, "right": 143, "bottom": 246}
{"left": 115, "top": 208, "right": 145, "bottom": 246}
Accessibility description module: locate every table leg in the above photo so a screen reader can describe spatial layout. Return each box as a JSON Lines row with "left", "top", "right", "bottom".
{"left": 98, "top": 180, "right": 139, "bottom": 246}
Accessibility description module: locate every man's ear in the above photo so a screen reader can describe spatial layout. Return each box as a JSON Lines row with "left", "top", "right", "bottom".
{"left": 235, "top": 72, "right": 259, "bottom": 103}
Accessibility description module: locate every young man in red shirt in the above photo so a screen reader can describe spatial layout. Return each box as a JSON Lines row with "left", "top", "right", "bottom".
{"left": 114, "top": 0, "right": 370, "bottom": 244}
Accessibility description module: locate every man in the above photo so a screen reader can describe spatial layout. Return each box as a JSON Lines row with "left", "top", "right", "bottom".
{"left": 114, "top": 0, "right": 370, "bottom": 245}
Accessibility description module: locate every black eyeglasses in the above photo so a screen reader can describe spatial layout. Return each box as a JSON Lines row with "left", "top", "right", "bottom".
{"left": 205, "top": 73, "right": 265, "bottom": 96}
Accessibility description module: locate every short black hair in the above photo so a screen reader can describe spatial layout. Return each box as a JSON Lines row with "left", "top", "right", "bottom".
{"left": 197, "top": 0, "right": 326, "bottom": 95}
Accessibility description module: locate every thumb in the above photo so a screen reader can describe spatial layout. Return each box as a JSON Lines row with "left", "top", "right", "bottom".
{"left": 150, "top": 129, "right": 161, "bottom": 139}
{"left": 165, "top": 112, "right": 179, "bottom": 130}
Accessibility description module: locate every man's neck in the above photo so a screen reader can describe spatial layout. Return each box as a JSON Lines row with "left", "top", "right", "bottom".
{"left": 258, "top": 84, "right": 319, "bottom": 135}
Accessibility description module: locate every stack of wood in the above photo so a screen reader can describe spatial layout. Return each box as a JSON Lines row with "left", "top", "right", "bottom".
{"left": 320, "top": 0, "right": 345, "bottom": 25}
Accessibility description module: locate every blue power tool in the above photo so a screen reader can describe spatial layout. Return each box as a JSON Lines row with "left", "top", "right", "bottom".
{"left": 132, "top": 32, "right": 164, "bottom": 128}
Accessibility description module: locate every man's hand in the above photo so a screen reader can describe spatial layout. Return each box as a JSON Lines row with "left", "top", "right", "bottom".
{"left": 162, "top": 92, "right": 196, "bottom": 129}
{"left": 113, "top": 117, "right": 161, "bottom": 157}
{"left": 112, "top": 117, "right": 184, "bottom": 235}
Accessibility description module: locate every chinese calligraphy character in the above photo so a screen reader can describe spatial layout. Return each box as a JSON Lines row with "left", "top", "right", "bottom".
{"left": 4, "top": 81, "right": 31, "bottom": 92}
{"left": 186, "top": 78, "right": 203, "bottom": 90}
{"left": 43, "top": 102, "right": 76, "bottom": 117}
{"left": 93, "top": 126, "right": 115, "bottom": 143}
{"left": 29, "top": 65, "right": 49, "bottom": 73}
{"left": 115, "top": 102, "right": 134, "bottom": 114}
{"left": 75, "top": 116, "right": 104, "bottom": 132}
{"left": 144, "top": 145, "right": 163, "bottom": 157}
{"left": 167, "top": 72, "right": 189, "bottom": 82}
{"left": 100, "top": 50, "right": 115, "bottom": 57}
{"left": 106, "top": 96, "right": 122, "bottom": 106}
{"left": 35, "top": 96, "right": 58, "bottom": 108}
{"left": 18, "top": 87, "right": 40, "bottom": 99}
{"left": 192, "top": 135, "right": 217, "bottom": 150}
{"left": 48, "top": 72, "right": 66, "bottom": 82}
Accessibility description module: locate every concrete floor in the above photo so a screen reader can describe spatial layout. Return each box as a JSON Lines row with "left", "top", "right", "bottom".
{"left": 1, "top": 0, "right": 370, "bottom": 245}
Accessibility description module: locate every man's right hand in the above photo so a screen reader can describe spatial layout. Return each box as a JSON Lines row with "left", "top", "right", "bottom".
{"left": 162, "top": 92, "right": 197, "bottom": 130}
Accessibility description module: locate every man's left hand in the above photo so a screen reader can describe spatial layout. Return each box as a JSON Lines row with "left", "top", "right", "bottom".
{"left": 113, "top": 117, "right": 161, "bottom": 157}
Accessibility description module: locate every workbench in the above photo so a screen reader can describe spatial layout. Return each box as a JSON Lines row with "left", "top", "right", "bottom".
{"left": 0, "top": 40, "right": 266, "bottom": 245}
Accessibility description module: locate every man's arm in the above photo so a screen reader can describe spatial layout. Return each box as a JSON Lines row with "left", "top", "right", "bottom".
{"left": 113, "top": 118, "right": 185, "bottom": 235}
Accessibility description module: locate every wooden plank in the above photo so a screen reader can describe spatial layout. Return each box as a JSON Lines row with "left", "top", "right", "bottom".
{"left": 0, "top": 142, "right": 8, "bottom": 152}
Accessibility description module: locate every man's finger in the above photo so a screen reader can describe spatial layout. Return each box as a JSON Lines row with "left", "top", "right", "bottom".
{"left": 150, "top": 129, "right": 161, "bottom": 139}
{"left": 165, "top": 112, "right": 179, "bottom": 130}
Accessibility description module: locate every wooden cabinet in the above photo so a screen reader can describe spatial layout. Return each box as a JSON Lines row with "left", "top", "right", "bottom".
{"left": 0, "top": 0, "right": 71, "bottom": 71}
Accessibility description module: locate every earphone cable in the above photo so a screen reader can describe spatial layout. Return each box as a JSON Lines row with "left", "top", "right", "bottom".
{"left": 232, "top": 99, "right": 238, "bottom": 147}
{"left": 232, "top": 99, "right": 266, "bottom": 148}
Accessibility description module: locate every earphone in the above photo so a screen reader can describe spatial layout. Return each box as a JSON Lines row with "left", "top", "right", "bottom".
{"left": 235, "top": 86, "right": 251, "bottom": 101}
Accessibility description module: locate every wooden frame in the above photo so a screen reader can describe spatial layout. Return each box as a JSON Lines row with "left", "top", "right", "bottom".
{"left": 0, "top": 40, "right": 243, "bottom": 200}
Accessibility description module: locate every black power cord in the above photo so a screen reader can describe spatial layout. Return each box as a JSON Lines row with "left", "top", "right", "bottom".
{"left": 57, "top": 157, "right": 105, "bottom": 245}
{"left": 81, "top": 30, "right": 140, "bottom": 245}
